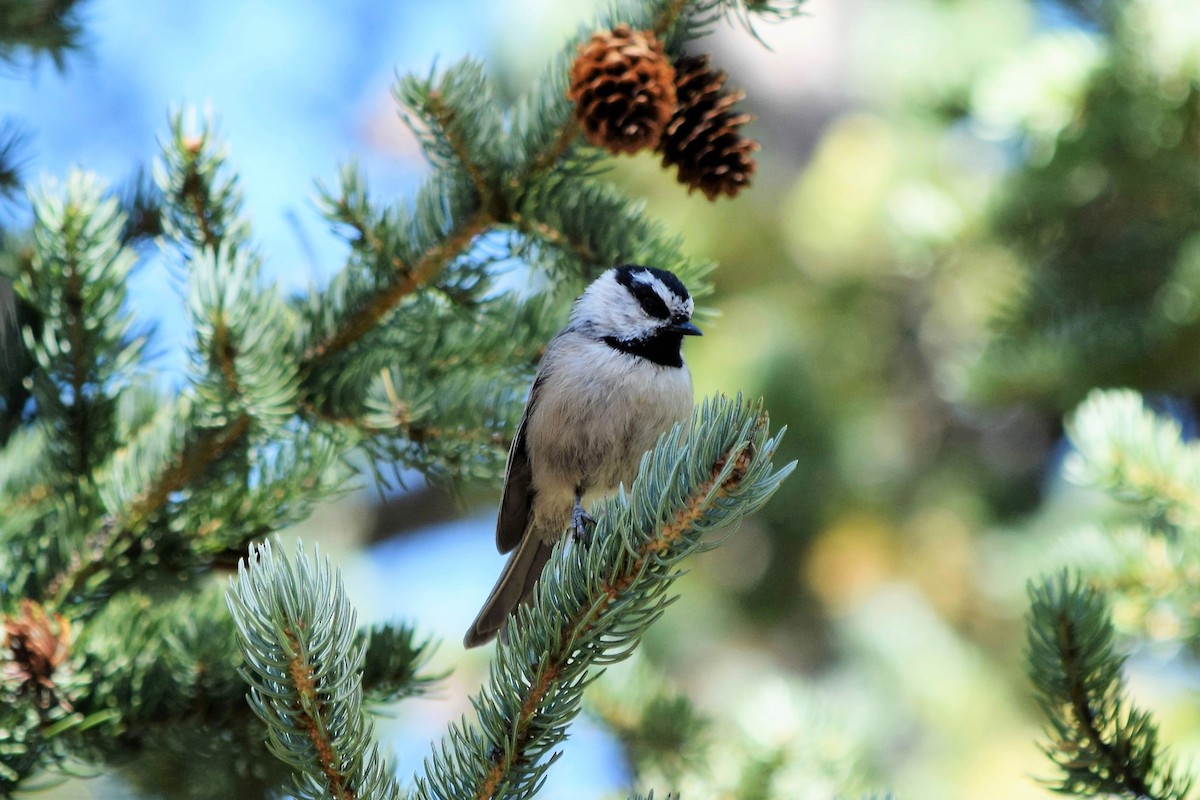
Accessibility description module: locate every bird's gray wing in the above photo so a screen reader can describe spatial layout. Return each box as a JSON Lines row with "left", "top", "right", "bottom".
{"left": 495, "top": 372, "right": 543, "bottom": 554}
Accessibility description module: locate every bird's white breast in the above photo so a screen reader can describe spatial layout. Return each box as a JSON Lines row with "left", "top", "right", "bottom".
{"left": 524, "top": 331, "right": 694, "bottom": 532}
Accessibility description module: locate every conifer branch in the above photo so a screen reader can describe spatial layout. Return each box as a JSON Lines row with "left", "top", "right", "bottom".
{"left": 66, "top": 584, "right": 250, "bottom": 734}
{"left": 156, "top": 118, "right": 270, "bottom": 420}
{"left": 0, "top": 0, "right": 89, "bottom": 69}
{"left": 414, "top": 394, "right": 793, "bottom": 800}
{"left": 36, "top": 116, "right": 325, "bottom": 610}
{"left": 359, "top": 622, "right": 441, "bottom": 704}
{"left": 396, "top": 59, "right": 503, "bottom": 210}
{"left": 213, "top": 317, "right": 242, "bottom": 397}
{"left": 176, "top": 135, "right": 219, "bottom": 252}
{"left": 227, "top": 540, "right": 404, "bottom": 800}
{"left": 121, "top": 416, "right": 254, "bottom": 531}
{"left": 18, "top": 173, "right": 140, "bottom": 489}
{"left": 72, "top": 580, "right": 438, "bottom": 730}
{"left": 1026, "top": 571, "right": 1193, "bottom": 800}
{"left": 161, "top": 130, "right": 297, "bottom": 434}
{"left": 429, "top": 92, "right": 489, "bottom": 206}
{"left": 512, "top": 217, "right": 599, "bottom": 270}
{"left": 156, "top": 116, "right": 247, "bottom": 255}
{"left": 0, "top": 123, "right": 29, "bottom": 199}
{"left": 522, "top": 121, "right": 581, "bottom": 182}
{"left": 49, "top": 413, "right": 252, "bottom": 607}
{"left": 400, "top": 74, "right": 499, "bottom": 217}
{"left": 302, "top": 209, "right": 491, "bottom": 366}
{"left": 62, "top": 255, "right": 89, "bottom": 476}
{"left": 116, "top": 167, "right": 165, "bottom": 244}
{"left": 45, "top": 582, "right": 438, "bottom": 796}
{"left": 1066, "top": 389, "right": 1200, "bottom": 531}
{"left": 516, "top": 176, "right": 710, "bottom": 288}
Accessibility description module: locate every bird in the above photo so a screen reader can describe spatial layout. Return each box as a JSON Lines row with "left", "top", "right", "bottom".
{"left": 463, "top": 264, "right": 701, "bottom": 648}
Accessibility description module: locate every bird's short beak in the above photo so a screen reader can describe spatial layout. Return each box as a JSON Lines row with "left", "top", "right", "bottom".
{"left": 673, "top": 320, "right": 703, "bottom": 336}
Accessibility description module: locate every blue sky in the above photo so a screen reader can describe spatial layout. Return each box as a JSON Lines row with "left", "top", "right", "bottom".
{"left": 6, "top": 0, "right": 493, "bottom": 376}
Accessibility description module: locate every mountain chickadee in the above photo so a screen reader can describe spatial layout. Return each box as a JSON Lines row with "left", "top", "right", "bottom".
{"left": 463, "top": 265, "right": 701, "bottom": 647}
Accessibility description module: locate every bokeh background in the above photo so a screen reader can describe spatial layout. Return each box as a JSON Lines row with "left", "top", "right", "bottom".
{"left": 6, "top": 0, "right": 1200, "bottom": 797}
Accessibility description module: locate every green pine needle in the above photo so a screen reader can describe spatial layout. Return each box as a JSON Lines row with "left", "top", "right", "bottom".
{"left": 155, "top": 113, "right": 249, "bottom": 254}
{"left": 1026, "top": 570, "right": 1193, "bottom": 800}
{"left": 1066, "top": 389, "right": 1200, "bottom": 531}
{"left": 227, "top": 540, "right": 405, "bottom": 800}
{"left": 0, "top": 123, "right": 30, "bottom": 199}
{"left": 0, "top": 0, "right": 89, "bottom": 70}
{"left": 20, "top": 172, "right": 143, "bottom": 484}
{"left": 360, "top": 622, "right": 442, "bottom": 703}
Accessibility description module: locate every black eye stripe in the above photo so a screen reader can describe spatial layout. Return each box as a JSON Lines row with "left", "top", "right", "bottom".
{"left": 613, "top": 264, "right": 690, "bottom": 320}
{"left": 618, "top": 265, "right": 689, "bottom": 302}
{"left": 632, "top": 284, "right": 670, "bottom": 319}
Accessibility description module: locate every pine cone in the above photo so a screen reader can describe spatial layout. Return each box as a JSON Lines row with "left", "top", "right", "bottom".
{"left": 659, "top": 55, "right": 759, "bottom": 200}
{"left": 2, "top": 600, "right": 72, "bottom": 710}
{"left": 568, "top": 24, "right": 677, "bottom": 155}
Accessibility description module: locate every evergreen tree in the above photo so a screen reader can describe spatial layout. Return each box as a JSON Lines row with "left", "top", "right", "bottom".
{"left": 949, "top": 5, "right": 1200, "bottom": 792}
{"left": 1026, "top": 390, "right": 1200, "bottom": 799}
{"left": 0, "top": 1, "right": 806, "bottom": 797}
{"left": 963, "top": 0, "right": 1200, "bottom": 410}
{"left": 7, "top": 0, "right": 1198, "bottom": 798}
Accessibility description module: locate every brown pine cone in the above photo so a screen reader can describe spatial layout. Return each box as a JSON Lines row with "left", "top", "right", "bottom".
{"left": 568, "top": 24, "right": 677, "bottom": 155}
{"left": 2, "top": 600, "right": 72, "bottom": 710}
{"left": 659, "top": 54, "right": 759, "bottom": 200}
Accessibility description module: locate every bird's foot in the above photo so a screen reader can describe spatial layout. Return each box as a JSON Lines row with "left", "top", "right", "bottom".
{"left": 571, "top": 502, "right": 596, "bottom": 546}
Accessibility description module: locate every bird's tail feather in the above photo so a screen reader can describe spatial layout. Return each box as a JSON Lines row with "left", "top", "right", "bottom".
{"left": 463, "top": 534, "right": 554, "bottom": 648}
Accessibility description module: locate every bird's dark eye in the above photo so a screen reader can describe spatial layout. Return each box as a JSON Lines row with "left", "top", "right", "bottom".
{"left": 629, "top": 284, "right": 670, "bottom": 319}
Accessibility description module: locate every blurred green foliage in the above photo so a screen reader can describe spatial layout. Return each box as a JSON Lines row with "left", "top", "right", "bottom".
{"left": 593, "top": 0, "right": 1200, "bottom": 797}
{"left": 4, "top": 0, "right": 1198, "bottom": 797}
